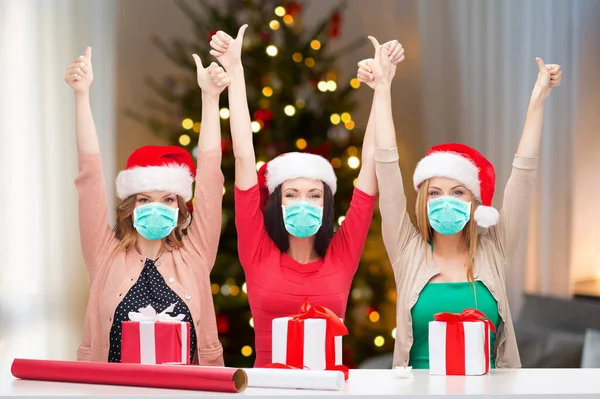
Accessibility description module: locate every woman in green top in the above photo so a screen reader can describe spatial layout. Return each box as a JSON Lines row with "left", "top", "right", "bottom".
{"left": 358, "top": 38, "right": 562, "bottom": 368}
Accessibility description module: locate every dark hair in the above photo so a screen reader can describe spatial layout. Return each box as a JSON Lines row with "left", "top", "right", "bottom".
{"left": 263, "top": 183, "right": 335, "bottom": 258}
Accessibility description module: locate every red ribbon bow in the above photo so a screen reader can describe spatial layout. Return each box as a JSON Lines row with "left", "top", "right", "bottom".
{"left": 433, "top": 308, "right": 496, "bottom": 375}
{"left": 265, "top": 298, "right": 349, "bottom": 380}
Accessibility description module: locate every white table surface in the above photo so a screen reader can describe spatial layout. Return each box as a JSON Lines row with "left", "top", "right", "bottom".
{"left": 2, "top": 368, "right": 600, "bottom": 397}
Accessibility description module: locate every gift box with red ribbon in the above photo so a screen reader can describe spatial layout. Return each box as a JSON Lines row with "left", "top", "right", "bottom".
{"left": 428, "top": 308, "right": 496, "bottom": 375}
{"left": 269, "top": 298, "right": 349, "bottom": 379}
{"left": 121, "top": 304, "right": 190, "bottom": 365}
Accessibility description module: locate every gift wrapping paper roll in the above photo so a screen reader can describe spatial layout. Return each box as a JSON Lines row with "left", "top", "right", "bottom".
{"left": 11, "top": 358, "right": 247, "bottom": 393}
{"left": 243, "top": 368, "right": 345, "bottom": 390}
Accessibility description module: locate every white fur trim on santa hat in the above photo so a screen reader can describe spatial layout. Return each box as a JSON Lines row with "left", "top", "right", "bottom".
{"left": 116, "top": 165, "right": 194, "bottom": 202}
{"left": 266, "top": 152, "right": 337, "bottom": 194}
{"left": 474, "top": 205, "right": 500, "bottom": 228}
{"left": 413, "top": 151, "right": 481, "bottom": 201}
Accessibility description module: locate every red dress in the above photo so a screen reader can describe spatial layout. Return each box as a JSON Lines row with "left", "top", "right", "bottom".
{"left": 234, "top": 184, "right": 376, "bottom": 367}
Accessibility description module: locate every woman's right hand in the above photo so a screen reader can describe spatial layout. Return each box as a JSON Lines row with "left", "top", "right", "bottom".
{"left": 209, "top": 25, "right": 248, "bottom": 71}
{"left": 65, "top": 46, "right": 93, "bottom": 94}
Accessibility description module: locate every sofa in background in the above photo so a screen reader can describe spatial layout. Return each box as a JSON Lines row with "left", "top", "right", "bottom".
{"left": 358, "top": 293, "right": 600, "bottom": 369}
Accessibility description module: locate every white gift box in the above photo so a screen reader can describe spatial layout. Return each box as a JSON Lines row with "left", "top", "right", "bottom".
{"left": 272, "top": 317, "right": 343, "bottom": 370}
{"left": 429, "top": 320, "right": 491, "bottom": 375}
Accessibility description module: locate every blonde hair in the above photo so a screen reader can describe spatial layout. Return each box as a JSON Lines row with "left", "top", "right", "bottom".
{"left": 113, "top": 195, "right": 190, "bottom": 255}
{"left": 415, "top": 179, "right": 478, "bottom": 282}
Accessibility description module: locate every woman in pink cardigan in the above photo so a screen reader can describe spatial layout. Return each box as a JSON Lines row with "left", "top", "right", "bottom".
{"left": 65, "top": 47, "right": 228, "bottom": 364}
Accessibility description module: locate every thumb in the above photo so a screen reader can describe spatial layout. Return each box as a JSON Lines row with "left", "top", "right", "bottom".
{"left": 368, "top": 36, "right": 381, "bottom": 51}
{"left": 236, "top": 24, "right": 248, "bottom": 41}
{"left": 84, "top": 46, "right": 92, "bottom": 61}
{"left": 192, "top": 54, "right": 203, "bottom": 70}
{"left": 535, "top": 57, "right": 546, "bottom": 72}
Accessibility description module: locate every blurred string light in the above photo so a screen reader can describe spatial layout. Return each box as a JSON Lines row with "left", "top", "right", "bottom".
{"left": 262, "top": 86, "right": 273, "bottom": 97}
{"left": 179, "top": 135, "right": 191, "bottom": 146}
{"left": 274, "top": 6, "right": 286, "bottom": 17}
{"left": 266, "top": 45, "right": 278, "bottom": 57}
{"left": 374, "top": 336, "right": 385, "bottom": 347}
{"left": 219, "top": 108, "right": 230, "bottom": 119}
{"left": 283, "top": 15, "right": 294, "bottom": 25}
{"left": 296, "top": 138, "right": 307, "bottom": 150}
{"left": 369, "top": 311, "right": 380, "bottom": 323}
{"left": 348, "top": 156, "right": 360, "bottom": 169}
{"left": 284, "top": 105, "right": 296, "bottom": 116}
{"left": 211, "top": 284, "right": 219, "bottom": 295}
{"left": 182, "top": 118, "right": 193, "bottom": 130}
{"left": 269, "top": 20, "right": 280, "bottom": 30}
{"left": 310, "top": 40, "right": 321, "bottom": 50}
{"left": 241, "top": 345, "right": 253, "bottom": 357}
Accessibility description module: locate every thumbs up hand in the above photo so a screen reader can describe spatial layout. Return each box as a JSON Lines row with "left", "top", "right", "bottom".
{"left": 367, "top": 36, "right": 396, "bottom": 87}
{"left": 192, "top": 54, "right": 230, "bottom": 97}
{"left": 209, "top": 25, "right": 248, "bottom": 71}
{"left": 534, "top": 57, "right": 562, "bottom": 98}
{"left": 65, "top": 46, "right": 93, "bottom": 94}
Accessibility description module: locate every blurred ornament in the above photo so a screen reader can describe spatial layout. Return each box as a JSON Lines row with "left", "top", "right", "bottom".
{"left": 329, "top": 12, "right": 341, "bottom": 38}
{"left": 286, "top": 1, "right": 302, "bottom": 16}
{"left": 216, "top": 313, "right": 230, "bottom": 334}
{"left": 305, "top": 142, "right": 331, "bottom": 158}
{"left": 221, "top": 138, "right": 232, "bottom": 155}
{"left": 327, "top": 125, "right": 350, "bottom": 146}
{"left": 260, "top": 30, "right": 271, "bottom": 42}
{"left": 207, "top": 29, "right": 217, "bottom": 41}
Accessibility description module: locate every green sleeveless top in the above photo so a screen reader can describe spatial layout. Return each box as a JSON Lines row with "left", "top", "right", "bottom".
{"left": 409, "top": 281, "right": 500, "bottom": 369}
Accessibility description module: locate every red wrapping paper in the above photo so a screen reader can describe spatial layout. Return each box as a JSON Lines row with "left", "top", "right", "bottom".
{"left": 11, "top": 358, "right": 247, "bottom": 393}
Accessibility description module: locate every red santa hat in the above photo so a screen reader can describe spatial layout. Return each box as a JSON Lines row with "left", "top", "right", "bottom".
{"left": 413, "top": 143, "right": 499, "bottom": 228}
{"left": 116, "top": 145, "right": 196, "bottom": 202}
{"left": 258, "top": 152, "right": 337, "bottom": 209}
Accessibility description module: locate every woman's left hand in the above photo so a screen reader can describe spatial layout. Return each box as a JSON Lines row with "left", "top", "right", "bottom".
{"left": 534, "top": 58, "right": 562, "bottom": 99}
{"left": 192, "top": 54, "right": 230, "bottom": 97}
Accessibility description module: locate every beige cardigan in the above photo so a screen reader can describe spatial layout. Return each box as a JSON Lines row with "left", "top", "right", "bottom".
{"left": 375, "top": 147, "right": 537, "bottom": 368}
{"left": 74, "top": 148, "right": 224, "bottom": 365}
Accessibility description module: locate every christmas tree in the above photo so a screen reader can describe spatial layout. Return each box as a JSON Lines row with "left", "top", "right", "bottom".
{"left": 129, "top": 0, "right": 396, "bottom": 368}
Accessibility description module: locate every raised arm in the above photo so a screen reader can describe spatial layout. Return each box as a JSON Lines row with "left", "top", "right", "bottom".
{"left": 181, "top": 55, "right": 228, "bottom": 268}
{"left": 66, "top": 47, "right": 115, "bottom": 280}
{"left": 495, "top": 58, "right": 562, "bottom": 259}
{"left": 67, "top": 47, "right": 100, "bottom": 154}
{"left": 364, "top": 37, "right": 418, "bottom": 267}
{"left": 209, "top": 25, "right": 257, "bottom": 190}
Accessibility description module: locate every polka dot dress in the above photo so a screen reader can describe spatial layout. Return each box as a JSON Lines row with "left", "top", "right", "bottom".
{"left": 108, "top": 258, "right": 197, "bottom": 363}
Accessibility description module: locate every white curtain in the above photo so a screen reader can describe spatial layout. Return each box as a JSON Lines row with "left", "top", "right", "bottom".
{"left": 418, "top": 0, "right": 600, "bottom": 316}
{"left": 0, "top": 0, "right": 116, "bottom": 364}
